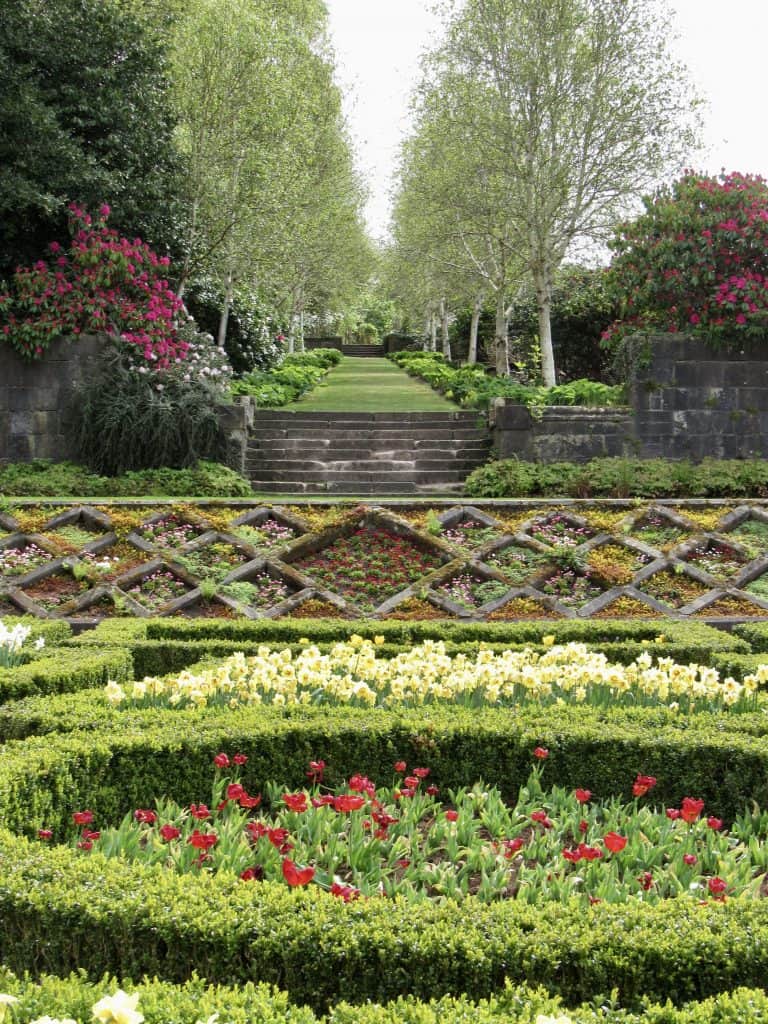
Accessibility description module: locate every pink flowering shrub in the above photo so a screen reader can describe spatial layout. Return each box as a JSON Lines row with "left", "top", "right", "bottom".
{"left": 603, "top": 171, "right": 768, "bottom": 347}
{"left": 0, "top": 203, "right": 188, "bottom": 368}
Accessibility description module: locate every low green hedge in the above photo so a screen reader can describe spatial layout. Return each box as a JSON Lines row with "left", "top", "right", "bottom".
{"left": 734, "top": 622, "right": 768, "bottom": 651}
{"left": 3, "top": 704, "right": 768, "bottom": 827}
{"left": 464, "top": 456, "right": 768, "bottom": 498}
{"left": 1, "top": 826, "right": 767, "bottom": 1012}
{"left": 62, "top": 617, "right": 748, "bottom": 679}
{"left": 3, "top": 970, "right": 768, "bottom": 1024}
{"left": 0, "top": 459, "right": 253, "bottom": 497}
{"left": 0, "top": 646, "right": 133, "bottom": 704}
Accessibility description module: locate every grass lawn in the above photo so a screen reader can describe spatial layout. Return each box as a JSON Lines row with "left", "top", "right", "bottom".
{"left": 285, "top": 356, "right": 459, "bottom": 412}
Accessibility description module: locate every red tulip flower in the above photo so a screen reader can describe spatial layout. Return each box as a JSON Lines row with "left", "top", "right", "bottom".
{"left": 72, "top": 810, "right": 94, "bottom": 826}
{"left": 445, "top": 809, "right": 459, "bottom": 822}
{"left": 632, "top": 774, "right": 657, "bottom": 797}
{"left": 283, "top": 793, "right": 308, "bottom": 813}
{"left": 213, "top": 753, "right": 230, "bottom": 768}
{"left": 708, "top": 876, "right": 728, "bottom": 898}
{"left": 233, "top": 753, "right": 248, "bottom": 766}
{"left": 707, "top": 816, "right": 723, "bottom": 830}
{"left": 604, "top": 831, "right": 628, "bottom": 853}
{"left": 575, "top": 788, "right": 592, "bottom": 804}
{"left": 533, "top": 747, "right": 549, "bottom": 760}
{"left": 159, "top": 824, "right": 181, "bottom": 841}
{"left": 189, "top": 829, "right": 218, "bottom": 850}
{"left": 38, "top": 828, "right": 53, "bottom": 841}
{"left": 393, "top": 761, "right": 407, "bottom": 773}
{"left": 333, "top": 794, "right": 366, "bottom": 813}
{"left": 134, "top": 809, "right": 157, "bottom": 824}
{"left": 683, "top": 853, "right": 697, "bottom": 866}
{"left": 282, "top": 857, "right": 315, "bottom": 887}
{"left": 680, "top": 797, "right": 705, "bottom": 824}
{"left": 189, "top": 803, "right": 211, "bottom": 820}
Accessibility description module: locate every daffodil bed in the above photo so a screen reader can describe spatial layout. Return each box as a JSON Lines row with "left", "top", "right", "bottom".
{"left": 3, "top": 609, "right": 768, "bottom": 1021}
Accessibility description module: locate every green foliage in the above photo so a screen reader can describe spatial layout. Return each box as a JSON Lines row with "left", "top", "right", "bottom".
{"left": 0, "top": 0, "right": 181, "bottom": 278}
{"left": 390, "top": 352, "right": 625, "bottom": 410}
{"left": 72, "top": 343, "right": 226, "bottom": 475}
{"left": 451, "top": 266, "right": 620, "bottom": 381}
{"left": 465, "top": 457, "right": 768, "bottom": 498}
{"left": 184, "top": 279, "right": 287, "bottom": 373}
{"left": 2, "top": 971, "right": 768, "bottom": 1024}
{"left": 2, "top": 707, "right": 768, "bottom": 1009}
{"left": 604, "top": 171, "right": 768, "bottom": 350}
{"left": 230, "top": 350, "right": 340, "bottom": 406}
{"left": 0, "top": 460, "right": 252, "bottom": 497}
{"left": 0, "top": 645, "right": 132, "bottom": 704}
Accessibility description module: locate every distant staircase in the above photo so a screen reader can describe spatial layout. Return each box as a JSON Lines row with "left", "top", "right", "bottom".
{"left": 246, "top": 410, "right": 492, "bottom": 495}
{"left": 339, "top": 344, "right": 384, "bottom": 357}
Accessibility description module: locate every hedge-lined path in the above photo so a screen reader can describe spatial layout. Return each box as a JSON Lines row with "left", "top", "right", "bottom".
{"left": 285, "top": 356, "right": 458, "bottom": 413}
{"left": 248, "top": 356, "right": 492, "bottom": 494}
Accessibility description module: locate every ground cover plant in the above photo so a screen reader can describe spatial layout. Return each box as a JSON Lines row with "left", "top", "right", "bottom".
{"left": 4, "top": 500, "right": 768, "bottom": 624}
{"left": 389, "top": 352, "right": 625, "bottom": 411}
{"left": 229, "top": 349, "right": 342, "bottom": 407}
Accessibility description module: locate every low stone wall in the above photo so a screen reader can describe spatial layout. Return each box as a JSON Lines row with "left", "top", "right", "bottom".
{"left": 491, "top": 402, "right": 634, "bottom": 462}
{"left": 630, "top": 334, "right": 768, "bottom": 459}
{"left": 0, "top": 334, "right": 103, "bottom": 463}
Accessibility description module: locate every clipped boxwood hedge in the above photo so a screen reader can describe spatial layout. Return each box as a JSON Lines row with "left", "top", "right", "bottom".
{"left": 0, "top": 646, "right": 133, "bottom": 703}
{"left": 1, "top": 825, "right": 768, "bottom": 1013}
{"left": 3, "top": 969, "right": 768, "bottom": 1024}
{"left": 2, "top": 703, "right": 768, "bottom": 831}
{"left": 65, "top": 617, "right": 748, "bottom": 678}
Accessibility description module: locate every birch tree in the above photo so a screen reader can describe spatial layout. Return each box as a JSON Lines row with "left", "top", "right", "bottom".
{"left": 400, "top": 0, "right": 700, "bottom": 383}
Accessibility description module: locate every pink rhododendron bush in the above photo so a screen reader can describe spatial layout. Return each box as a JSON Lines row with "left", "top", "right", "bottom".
{"left": 0, "top": 204, "right": 187, "bottom": 368}
{"left": 604, "top": 171, "right": 768, "bottom": 345}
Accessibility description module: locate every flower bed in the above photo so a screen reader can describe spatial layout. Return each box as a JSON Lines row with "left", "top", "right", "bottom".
{"left": 104, "top": 638, "right": 760, "bottom": 712}
{"left": 36, "top": 751, "right": 768, "bottom": 909}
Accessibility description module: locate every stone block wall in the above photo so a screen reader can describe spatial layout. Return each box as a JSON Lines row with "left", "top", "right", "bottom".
{"left": 629, "top": 334, "right": 768, "bottom": 459}
{"left": 0, "top": 334, "right": 104, "bottom": 462}
{"left": 491, "top": 401, "right": 634, "bottom": 462}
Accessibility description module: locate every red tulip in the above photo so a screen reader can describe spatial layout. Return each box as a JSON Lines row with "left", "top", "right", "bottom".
{"left": 445, "top": 809, "right": 459, "bottom": 822}
{"left": 707, "top": 816, "right": 723, "bottom": 830}
{"left": 282, "top": 858, "right": 315, "bottom": 887}
{"left": 213, "top": 753, "right": 230, "bottom": 768}
{"left": 604, "top": 831, "right": 627, "bottom": 853}
{"left": 575, "top": 788, "right": 591, "bottom": 804}
{"left": 680, "top": 797, "right": 705, "bottom": 824}
{"left": 134, "top": 809, "right": 157, "bottom": 824}
{"left": 393, "top": 761, "right": 407, "bottom": 773}
{"left": 632, "top": 774, "right": 657, "bottom": 797}
{"left": 533, "top": 747, "right": 549, "bottom": 760}
{"left": 283, "top": 792, "right": 308, "bottom": 813}
{"left": 159, "top": 824, "right": 181, "bottom": 841}
{"left": 72, "top": 810, "right": 94, "bottom": 826}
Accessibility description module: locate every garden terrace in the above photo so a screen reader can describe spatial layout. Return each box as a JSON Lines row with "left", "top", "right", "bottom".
{"left": 3, "top": 608, "right": 768, "bottom": 1018}
{"left": 6, "top": 500, "right": 768, "bottom": 624}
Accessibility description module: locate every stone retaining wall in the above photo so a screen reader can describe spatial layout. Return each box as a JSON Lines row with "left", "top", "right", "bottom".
{"left": 491, "top": 403, "right": 634, "bottom": 462}
{"left": 0, "top": 334, "right": 103, "bottom": 462}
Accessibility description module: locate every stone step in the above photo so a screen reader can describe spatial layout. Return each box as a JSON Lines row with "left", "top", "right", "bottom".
{"left": 245, "top": 468, "right": 476, "bottom": 483}
{"left": 248, "top": 428, "right": 490, "bottom": 442}
{"left": 249, "top": 479, "right": 421, "bottom": 494}
{"left": 339, "top": 345, "right": 385, "bottom": 356}
{"left": 246, "top": 444, "right": 491, "bottom": 459}
{"left": 250, "top": 410, "right": 483, "bottom": 423}
{"left": 246, "top": 458, "right": 486, "bottom": 473}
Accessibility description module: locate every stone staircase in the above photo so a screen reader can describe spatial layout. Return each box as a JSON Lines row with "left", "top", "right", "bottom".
{"left": 246, "top": 410, "right": 492, "bottom": 494}
{"left": 339, "top": 344, "right": 384, "bottom": 357}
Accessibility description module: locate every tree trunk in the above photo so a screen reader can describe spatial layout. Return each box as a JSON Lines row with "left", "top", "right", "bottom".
{"left": 429, "top": 311, "right": 438, "bottom": 352}
{"left": 216, "top": 268, "right": 234, "bottom": 349}
{"left": 494, "top": 289, "right": 509, "bottom": 376}
{"left": 468, "top": 293, "right": 483, "bottom": 365}
{"left": 533, "top": 264, "right": 556, "bottom": 386}
{"left": 439, "top": 297, "right": 451, "bottom": 360}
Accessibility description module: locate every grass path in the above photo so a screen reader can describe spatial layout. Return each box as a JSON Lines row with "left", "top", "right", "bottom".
{"left": 285, "top": 356, "right": 458, "bottom": 412}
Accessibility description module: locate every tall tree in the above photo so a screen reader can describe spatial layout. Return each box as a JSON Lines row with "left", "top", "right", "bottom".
{"left": 396, "top": 0, "right": 700, "bottom": 383}
{"left": 0, "top": 0, "right": 181, "bottom": 277}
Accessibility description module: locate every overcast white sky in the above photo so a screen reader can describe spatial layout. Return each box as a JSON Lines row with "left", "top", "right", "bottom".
{"left": 324, "top": 0, "right": 768, "bottom": 240}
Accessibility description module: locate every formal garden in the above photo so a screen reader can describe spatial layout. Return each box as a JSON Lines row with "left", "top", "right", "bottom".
{"left": 3, "top": 0, "right": 768, "bottom": 1022}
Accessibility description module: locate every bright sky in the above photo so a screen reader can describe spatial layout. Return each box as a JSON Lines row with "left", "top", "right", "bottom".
{"left": 324, "top": 0, "right": 768, "bottom": 240}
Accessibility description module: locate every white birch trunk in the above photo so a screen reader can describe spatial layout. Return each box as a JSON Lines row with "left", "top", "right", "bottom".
{"left": 468, "top": 293, "right": 483, "bottom": 365}
{"left": 439, "top": 297, "right": 451, "bottom": 360}
{"left": 533, "top": 265, "right": 556, "bottom": 386}
{"left": 494, "top": 289, "right": 509, "bottom": 376}
{"left": 429, "top": 311, "right": 438, "bottom": 352}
